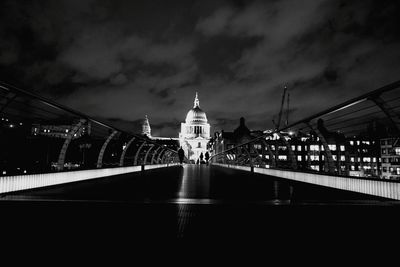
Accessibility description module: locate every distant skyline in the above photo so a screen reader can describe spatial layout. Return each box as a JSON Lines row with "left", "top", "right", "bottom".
{"left": 1, "top": 0, "right": 400, "bottom": 137}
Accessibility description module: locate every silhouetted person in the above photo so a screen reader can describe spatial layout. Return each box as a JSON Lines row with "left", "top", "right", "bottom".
{"left": 205, "top": 151, "right": 210, "bottom": 165}
{"left": 199, "top": 152, "right": 204, "bottom": 164}
{"left": 178, "top": 147, "right": 184, "bottom": 164}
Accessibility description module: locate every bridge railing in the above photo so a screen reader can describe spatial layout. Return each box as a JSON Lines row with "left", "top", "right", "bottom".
{"left": 0, "top": 81, "right": 180, "bottom": 177}
{"left": 210, "top": 80, "right": 400, "bottom": 181}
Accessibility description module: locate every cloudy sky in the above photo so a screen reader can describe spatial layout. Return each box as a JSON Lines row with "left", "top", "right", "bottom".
{"left": 1, "top": 0, "right": 399, "bottom": 137}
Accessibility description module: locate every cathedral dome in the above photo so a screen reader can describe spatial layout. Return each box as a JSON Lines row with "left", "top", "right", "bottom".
{"left": 185, "top": 93, "right": 208, "bottom": 124}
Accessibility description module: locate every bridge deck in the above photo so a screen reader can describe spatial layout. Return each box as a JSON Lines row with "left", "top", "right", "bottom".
{"left": 1, "top": 165, "right": 399, "bottom": 241}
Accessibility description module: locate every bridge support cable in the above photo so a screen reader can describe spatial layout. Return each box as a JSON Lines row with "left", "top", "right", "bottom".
{"left": 370, "top": 96, "right": 400, "bottom": 135}
{"left": 0, "top": 92, "right": 18, "bottom": 115}
{"left": 161, "top": 151, "right": 171, "bottom": 164}
{"left": 119, "top": 137, "right": 136, "bottom": 166}
{"left": 249, "top": 143, "right": 263, "bottom": 167}
{"left": 134, "top": 141, "right": 146, "bottom": 166}
{"left": 57, "top": 119, "right": 86, "bottom": 171}
{"left": 277, "top": 132, "right": 297, "bottom": 170}
{"left": 305, "top": 122, "right": 336, "bottom": 174}
{"left": 156, "top": 149, "right": 166, "bottom": 164}
{"left": 237, "top": 146, "right": 251, "bottom": 166}
{"left": 151, "top": 146, "right": 162, "bottom": 164}
{"left": 97, "top": 130, "right": 119, "bottom": 168}
{"left": 143, "top": 144, "right": 155, "bottom": 164}
{"left": 260, "top": 140, "right": 276, "bottom": 167}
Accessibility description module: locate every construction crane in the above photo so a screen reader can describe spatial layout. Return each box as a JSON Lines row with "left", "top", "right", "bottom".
{"left": 285, "top": 91, "right": 290, "bottom": 127}
{"left": 272, "top": 85, "right": 288, "bottom": 131}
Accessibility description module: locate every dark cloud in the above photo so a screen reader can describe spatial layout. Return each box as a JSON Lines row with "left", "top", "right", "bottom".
{"left": 1, "top": 0, "right": 400, "bottom": 136}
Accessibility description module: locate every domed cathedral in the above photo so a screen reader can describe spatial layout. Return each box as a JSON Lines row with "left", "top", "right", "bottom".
{"left": 179, "top": 92, "right": 211, "bottom": 162}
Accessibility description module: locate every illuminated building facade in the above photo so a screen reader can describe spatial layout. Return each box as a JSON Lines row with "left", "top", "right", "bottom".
{"left": 179, "top": 93, "right": 211, "bottom": 162}
{"left": 380, "top": 137, "right": 400, "bottom": 180}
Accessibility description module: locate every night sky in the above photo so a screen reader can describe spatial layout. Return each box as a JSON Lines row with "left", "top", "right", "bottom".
{"left": 1, "top": 0, "right": 400, "bottom": 137}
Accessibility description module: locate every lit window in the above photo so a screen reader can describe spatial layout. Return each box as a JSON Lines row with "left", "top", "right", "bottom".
{"left": 311, "top": 155, "right": 319, "bottom": 161}
{"left": 297, "top": 155, "right": 302, "bottom": 161}
{"left": 363, "top": 157, "right": 371, "bottom": 162}
{"left": 328, "top": 144, "right": 336, "bottom": 151}
{"left": 291, "top": 145, "right": 296, "bottom": 151}
{"left": 297, "top": 146, "right": 302, "bottom": 151}
{"left": 340, "top": 156, "right": 345, "bottom": 161}
{"left": 311, "top": 165, "right": 320, "bottom": 171}
{"left": 278, "top": 155, "right": 287, "bottom": 160}
{"left": 340, "top": 145, "right": 345, "bottom": 151}
{"left": 350, "top": 141, "right": 354, "bottom": 145}
{"left": 332, "top": 155, "right": 337, "bottom": 161}
{"left": 350, "top": 157, "right": 354, "bottom": 162}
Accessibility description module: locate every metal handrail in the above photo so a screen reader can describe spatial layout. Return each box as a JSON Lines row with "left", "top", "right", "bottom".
{"left": 0, "top": 81, "right": 178, "bottom": 154}
{"left": 210, "top": 80, "right": 400, "bottom": 161}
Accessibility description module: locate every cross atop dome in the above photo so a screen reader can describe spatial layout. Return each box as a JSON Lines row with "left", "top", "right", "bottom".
{"left": 194, "top": 92, "right": 200, "bottom": 108}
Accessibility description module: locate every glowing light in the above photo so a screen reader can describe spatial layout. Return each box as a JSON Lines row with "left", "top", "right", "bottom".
{"left": 0, "top": 164, "right": 175, "bottom": 194}
{"left": 9, "top": 124, "right": 14, "bottom": 128}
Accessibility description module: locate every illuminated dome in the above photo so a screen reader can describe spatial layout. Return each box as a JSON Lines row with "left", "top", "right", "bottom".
{"left": 185, "top": 92, "right": 208, "bottom": 124}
